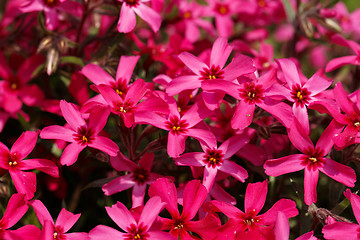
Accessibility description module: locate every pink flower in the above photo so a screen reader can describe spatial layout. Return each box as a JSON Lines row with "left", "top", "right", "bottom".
{"left": 202, "top": 69, "right": 294, "bottom": 130}
{"left": 325, "top": 34, "right": 360, "bottom": 72}
{"left": 206, "top": 180, "right": 298, "bottom": 240}
{"left": 175, "top": 133, "right": 249, "bottom": 191}
{"left": 274, "top": 212, "right": 316, "bottom": 240}
{"left": 135, "top": 97, "right": 216, "bottom": 157}
{"left": 166, "top": 37, "right": 255, "bottom": 110}
{"left": 30, "top": 199, "right": 89, "bottom": 240}
{"left": 0, "top": 194, "right": 40, "bottom": 240}
{"left": 264, "top": 119, "right": 356, "bottom": 205}
{"left": 322, "top": 189, "right": 360, "bottom": 239}
{"left": 40, "top": 100, "right": 119, "bottom": 166}
{"left": 102, "top": 152, "right": 170, "bottom": 208}
{"left": 274, "top": 58, "right": 333, "bottom": 134}
{"left": 0, "top": 53, "right": 45, "bottom": 114}
{"left": 81, "top": 55, "right": 140, "bottom": 96}
{"left": 20, "top": 0, "right": 82, "bottom": 30}
{"left": 148, "top": 178, "right": 221, "bottom": 239}
{"left": 0, "top": 131, "right": 59, "bottom": 199}
{"left": 309, "top": 82, "right": 360, "bottom": 149}
{"left": 116, "top": 0, "right": 161, "bottom": 33}
{"left": 95, "top": 79, "right": 168, "bottom": 128}
{"left": 89, "top": 196, "right": 175, "bottom": 240}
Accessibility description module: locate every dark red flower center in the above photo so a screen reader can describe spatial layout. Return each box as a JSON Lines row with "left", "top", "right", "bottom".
{"left": 53, "top": 226, "right": 65, "bottom": 240}
{"left": 124, "top": 0, "right": 140, "bottom": 7}
{"left": 199, "top": 65, "right": 224, "bottom": 81}
{"left": 110, "top": 79, "right": 129, "bottom": 99}
{"left": 165, "top": 115, "right": 189, "bottom": 135}
{"left": 112, "top": 100, "right": 134, "bottom": 115}
{"left": 215, "top": 3, "right": 229, "bottom": 15}
{"left": 126, "top": 223, "right": 149, "bottom": 240}
{"left": 183, "top": 11, "right": 192, "bottom": 19}
{"left": 173, "top": 219, "right": 185, "bottom": 230}
{"left": 6, "top": 75, "right": 21, "bottom": 92}
{"left": 291, "top": 84, "right": 311, "bottom": 107}
{"left": 43, "top": 0, "right": 60, "bottom": 8}
{"left": 7, "top": 152, "right": 21, "bottom": 169}
{"left": 240, "top": 209, "right": 262, "bottom": 231}
{"left": 74, "top": 126, "right": 95, "bottom": 146}
{"left": 303, "top": 148, "right": 325, "bottom": 170}
{"left": 131, "top": 167, "right": 149, "bottom": 185}
{"left": 203, "top": 149, "right": 224, "bottom": 168}
{"left": 239, "top": 82, "right": 264, "bottom": 104}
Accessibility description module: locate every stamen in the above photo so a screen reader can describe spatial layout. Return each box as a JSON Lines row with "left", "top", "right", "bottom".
{"left": 354, "top": 122, "right": 360, "bottom": 127}
{"left": 174, "top": 223, "right": 184, "bottom": 229}
{"left": 53, "top": 232, "right": 58, "bottom": 239}
{"left": 82, "top": 135, "right": 88, "bottom": 143}
{"left": 309, "top": 157, "right": 317, "bottom": 163}
{"left": 116, "top": 89, "right": 123, "bottom": 95}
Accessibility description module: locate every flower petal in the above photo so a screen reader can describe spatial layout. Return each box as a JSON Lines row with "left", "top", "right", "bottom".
{"left": 139, "top": 196, "right": 165, "bottom": 229}
{"left": 19, "top": 158, "right": 59, "bottom": 178}
{"left": 60, "top": 100, "right": 86, "bottom": 130}
{"left": 56, "top": 208, "right": 80, "bottom": 233}
{"left": 219, "top": 160, "right": 248, "bottom": 183}
{"left": 105, "top": 202, "right": 136, "bottom": 231}
{"left": 40, "top": 125, "right": 75, "bottom": 143}
{"left": 304, "top": 168, "right": 319, "bottom": 205}
{"left": 264, "top": 154, "right": 305, "bottom": 177}
{"left": 182, "top": 180, "right": 208, "bottom": 221}
{"left": 320, "top": 158, "right": 356, "bottom": 187}
{"left": 10, "top": 170, "right": 36, "bottom": 199}
{"left": 89, "top": 225, "right": 125, "bottom": 240}
{"left": 133, "top": 3, "right": 161, "bottom": 32}
{"left": 60, "top": 143, "right": 85, "bottom": 166}
{"left": 117, "top": 5, "right": 136, "bottom": 33}
{"left": 116, "top": 55, "right": 140, "bottom": 83}
{"left": 81, "top": 64, "right": 115, "bottom": 86}
{"left": 244, "top": 180, "right": 267, "bottom": 214}
{"left": 177, "top": 52, "right": 208, "bottom": 75}
{"left": 88, "top": 136, "right": 119, "bottom": 156}
{"left": 11, "top": 131, "right": 38, "bottom": 159}
{"left": 1, "top": 193, "right": 28, "bottom": 229}
{"left": 102, "top": 175, "right": 135, "bottom": 196}
{"left": 210, "top": 37, "right": 232, "bottom": 69}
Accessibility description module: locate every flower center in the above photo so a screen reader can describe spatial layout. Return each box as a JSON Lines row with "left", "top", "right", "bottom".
{"left": 131, "top": 167, "right": 150, "bottom": 185}
{"left": 110, "top": 79, "right": 129, "bottom": 99}
{"left": 74, "top": 126, "right": 95, "bottom": 146}
{"left": 258, "top": 0, "right": 266, "bottom": 7}
{"left": 291, "top": 84, "right": 311, "bottom": 107}
{"left": 165, "top": 116, "right": 189, "bottom": 135}
{"left": 203, "top": 149, "right": 224, "bottom": 168}
{"left": 183, "top": 11, "right": 192, "bottom": 19}
{"left": 43, "top": 0, "right": 60, "bottom": 7}
{"left": 126, "top": 223, "right": 149, "bottom": 240}
{"left": 240, "top": 209, "right": 262, "bottom": 231}
{"left": 7, "top": 152, "right": 20, "bottom": 168}
{"left": 215, "top": 3, "right": 229, "bottom": 15}
{"left": 354, "top": 122, "right": 360, "bottom": 128}
{"left": 7, "top": 75, "right": 21, "bottom": 92}
{"left": 239, "top": 82, "right": 264, "bottom": 104}
{"left": 303, "top": 148, "right": 325, "bottom": 170}
{"left": 199, "top": 65, "right": 224, "bottom": 81}
{"left": 124, "top": 0, "right": 140, "bottom": 7}
{"left": 112, "top": 100, "right": 134, "bottom": 114}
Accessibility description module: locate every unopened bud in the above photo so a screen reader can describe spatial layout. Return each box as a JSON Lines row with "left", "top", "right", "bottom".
{"left": 46, "top": 48, "right": 59, "bottom": 75}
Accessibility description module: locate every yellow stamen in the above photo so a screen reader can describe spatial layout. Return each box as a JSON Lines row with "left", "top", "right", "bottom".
{"left": 10, "top": 83, "right": 17, "bottom": 90}
{"left": 209, "top": 157, "right": 217, "bottom": 162}
{"left": 134, "top": 233, "right": 141, "bottom": 239}
{"left": 174, "top": 223, "right": 184, "bottom": 229}
{"left": 354, "top": 122, "right": 360, "bottom": 127}
{"left": 309, "top": 157, "right": 317, "bottom": 163}
{"left": 82, "top": 135, "right": 88, "bottom": 142}
{"left": 116, "top": 89, "right": 123, "bottom": 95}
{"left": 53, "top": 232, "right": 58, "bottom": 239}
{"left": 209, "top": 75, "right": 216, "bottom": 80}
{"left": 297, "top": 92, "right": 303, "bottom": 100}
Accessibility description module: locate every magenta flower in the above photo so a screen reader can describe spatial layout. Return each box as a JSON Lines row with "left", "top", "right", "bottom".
{"left": 202, "top": 69, "right": 294, "bottom": 130}
{"left": 0, "top": 53, "right": 45, "bottom": 114}
{"left": 89, "top": 196, "right": 175, "bottom": 240}
{"left": 102, "top": 152, "right": 169, "bottom": 208}
{"left": 148, "top": 178, "right": 221, "bottom": 240}
{"left": 116, "top": 0, "right": 161, "bottom": 33}
{"left": 0, "top": 131, "right": 59, "bottom": 199}
{"left": 175, "top": 133, "right": 249, "bottom": 191}
{"left": 96, "top": 79, "right": 168, "bottom": 128}
{"left": 274, "top": 212, "right": 316, "bottom": 240}
{"left": 264, "top": 119, "right": 356, "bottom": 205}
{"left": 322, "top": 189, "right": 360, "bottom": 239}
{"left": 325, "top": 34, "right": 360, "bottom": 72}
{"left": 274, "top": 58, "right": 333, "bottom": 134}
{"left": 20, "top": 0, "right": 82, "bottom": 30}
{"left": 30, "top": 200, "right": 89, "bottom": 240}
{"left": 0, "top": 194, "right": 40, "bottom": 240}
{"left": 135, "top": 98, "right": 216, "bottom": 157}
{"left": 40, "top": 100, "right": 119, "bottom": 166}
{"left": 166, "top": 37, "right": 255, "bottom": 110}
{"left": 206, "top": 180, "right": 298, "bottom": 240}
{"left": 309, "top": 82, "right": 360, "bottom": 149}
{"left": 81, "top": 55, "right": 140, "bottom": 96}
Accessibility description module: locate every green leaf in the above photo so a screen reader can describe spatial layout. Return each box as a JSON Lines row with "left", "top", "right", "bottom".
{"left": 282, "top": 0, "right": 296, "bottom": 22}
{"left": 59, "top": 56, "right": 85, "bottom": 67}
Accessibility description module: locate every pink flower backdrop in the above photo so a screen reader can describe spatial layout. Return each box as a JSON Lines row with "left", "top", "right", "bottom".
{"left": 0, "top": 0, "right": 360, "bottom": 239}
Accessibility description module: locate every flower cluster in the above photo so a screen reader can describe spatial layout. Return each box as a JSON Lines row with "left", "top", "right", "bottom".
{"left": 1, "top": 0, "right": 360, "bottom": 239}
